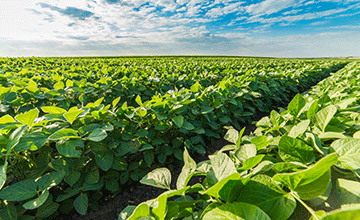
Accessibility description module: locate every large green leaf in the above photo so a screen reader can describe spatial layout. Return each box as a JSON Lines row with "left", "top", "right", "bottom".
{"left": 0, "top": 179, "right": 37, "bottom": 201}
{"left": 331, "top": 179, "right": 360, "bottom": 208}
{"left": 320, "top": 205, "right": 360, "bottom": 220}
{"left": 36, "top": 171, "right": 65, "bottom": 191}
{"left": 140, "top": 168, "right": 171, "bottom": 190}
{"left": 202, "top": 173, "right": 242, "bottom": 199}
{"left": 273, "top": 153, "right": 338, "bottom": 200}
{"left": 56, "top": 139, "right": 84, "bottom": 158}
{"left": 202, "top": 202, "right": 271, "bottom": 220}
{"left": 74, "top": 193, "right": 88, "bottom": 215}
{"left": 15, "top": 108, "right": 39, "bottom": 127}
{"left": 210, "top": 152, "right": 237, "bottom": 182}
{"left": 330, "top": 138, "right": 360, "bottom": 171}
{"left": 314, "top": 105, "right": 337, "bottom": 132}
{"left": 14, "top": 132, "right": 48, "bottom": 152}
{"left": 127, "top": 203, "right": 151, "bottom": 220}
{"left": 118, "top": 206, "right": 136, "bottom": 220}
{"left": 176, "top": 148, "right": 196, "bottom": 190}
{"left": 36, "top": 194, "right": 60, "bottom": 218}
{"left": 237, "top": 175, "right": 296, "bottom": 220}
{"left": 6, "top": 125, "right": 27, "bottom": 152}
{"left": 288, "top": 119, "right": 310, "bottom": 138}
{"left": 86, "top": 128, "right": 107, "bottom": 142}
{"left": 288, "top": 94, "right": 306, "bottom": 117}
{"left": 278, "top": 136, "right": 315, "bottom": 164}
{"left": 95, "top": 151, "right": 114, "bottom": 171}
{"left": 48, "top": 128, "right": 79, "bottom": 140}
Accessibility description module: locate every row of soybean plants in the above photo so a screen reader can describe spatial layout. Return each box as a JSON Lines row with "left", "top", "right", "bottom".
{"left": 0, "top": 57, "right": 347, "bottom": 219}
{"left": 121, "top": 61, "right": 360, "bottom": 220}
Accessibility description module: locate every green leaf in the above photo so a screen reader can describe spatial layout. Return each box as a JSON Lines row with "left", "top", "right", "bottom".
{"left": 15, "top": 108, "right": 39, "bottom": 127}
{"left": 330, "top": 138, "right": 360, "bottom": 171}
{"left": 86, "top": 128, "right": 107, "bottom": 142}
{"left": 49, "top": 128, "right": 79, "bottom": 140}
{"left": 183, "top": 121, "right": 195, "bottom": 130}
{"left": 14, "top": 132, "right": 48, "bottom": 152}
{"left": 95, "top": 151, "right": 114, "bottom": 171}
{"left": 0, "top": 115, "right": 16, "bottom": 124}
{"left": 239, "top": 155, "right": 265, "bottom": 171}
{"left": 250, "top": 136, "right": 269, "bottom": 150}
{"left": 23, "top": 190, "right": 49, "bottom": 210}
{"left": 112, "top": 97, "right": 121, "bottom": 108}
{"left": 288, "top": 119, "right": 310, "bottom": 138}
{"left": 210, "top": 152, "right": 237, "bottom": 182}
{"left": 172, "top": 115, "right": 184, "bottom": 128}
{"left": 332, "top": 179, "right": 360, "bottom": 208}
{"left": 7, "top": 125, "right": 27, "bottom": 152}
{"left": 0, "top": 161, "right": 7, "bottom": 190}
{"left": 140, "top": 168, "right": 171, "bottom": 190}
{"left": 36, "top": 171, "right": 65, "bottom": 191}
{"left": 36, "top": 194, "right": 60, "bottom": 218}
{"left": 278, "top": 136, "right": 315, "bottom": 164}
{"left": 54, "top": 81, "right": 64, "bottom": 90}
{"left": 202, "top": 202, "right": 271, "bottom": 220}
{"left": 0, "top": 203, "right": 17, "bottom": 220}
{"left": 85, "top": 168, "right": 99, "bottom": 184}
{"left": 177, "top": 148, "right": 196, "bottom": 190}
{"left": 41, "top": 106, "right": 67, "bottom": 114}
{"left": 307, "top": 100, "right": 319, "bottom": 120}
{"left": 320, "top": 205, "right": 360, "bottom": 220}
{"left": 152, "top": 194, "right": 167, "bottom": 220}
{"left": 224, "top": 128, "right": 239, "bottom": 145}
{"left": 127, "top": 203, "right": 151, "bottom": 220}
{"left": 202, "top": 173, "right": 242, "bottom": 199}
{"left": 288, "top": 94, "right": 306, "bottom": 117}
{"left": 74, "top": 193, "right": 88, "bottom": 215}
{"left": 0, "top": 179, "right": 37, "bottom": 201}
{"left": 237, "top": 175, "right": 296, "bottom": 220}
{"left": 56, "top": 139, "right": 84, "bottom": 158}
{"left": 144, "top": 150, "right": 154, "bottom": 166}
{"left": 273, "top": 153, "right": 338, "bottom": 200}
{"left": 63, "top": 109, "right": 84, "bottom": 124}
{"left": 234, "top": 144, "right": 257, "bottom": 163}
{"left": 314, "top": 105, "right": 337, "bottom": 132}
{"left": 135, "top": 95, "right": 143, "bottom": 107}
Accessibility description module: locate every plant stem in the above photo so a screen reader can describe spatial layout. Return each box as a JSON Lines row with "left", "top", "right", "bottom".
{"left": 290, "top": 191, "right": 320, "bottom": 220}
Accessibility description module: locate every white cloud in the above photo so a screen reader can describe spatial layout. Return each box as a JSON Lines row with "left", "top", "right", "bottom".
{"left": 246, "top": 0, "right": 299, "bottom": 15}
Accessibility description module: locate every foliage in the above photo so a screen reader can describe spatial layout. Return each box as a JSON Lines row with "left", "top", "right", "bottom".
{"left": 0, "top": 57, "right": 349, "bottom": 218}
{"left": 119, "top": 61, "right": 360, "bottom": 220}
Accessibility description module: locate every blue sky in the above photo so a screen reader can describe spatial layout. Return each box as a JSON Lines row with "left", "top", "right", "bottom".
{"left": 0, "top": 0, "right": 359, "bottom": 57}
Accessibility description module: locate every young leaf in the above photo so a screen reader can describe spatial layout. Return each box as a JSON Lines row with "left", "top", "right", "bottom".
{"left": 273, "top": 153, "right": 338, "bottom": 200}
{"left": 119, "top": 206, "right": 136, "bottom": 220}
{"left": 224, "top": 128, "right": 239, "bottom": 145}
{"left": 112, "top": 97, "right": 121, "bottom": 108}
{"left": 15, "top": 108, "right": 39, "bottom": 127}
{"left": 152, "top": 194, "right": 167, "bottom": 220}
{"left": 74, "top": 193, "right": 88, "bottom": 215}
{"left": 202, "top": 202, "right": 271, "bottom": 220}
{"left": 140, "top": 168, "right": 171, "bottom": 190}
{"left": 288, "top": 119, "right": 310, "bottom": 138}
{"left": 177, "top": 148, "right": 196, "bottom": 190}
{"left": 135, "top": 95, "right": 143, "bottom": 107}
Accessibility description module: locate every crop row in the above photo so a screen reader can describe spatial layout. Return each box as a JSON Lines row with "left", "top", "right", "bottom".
{"left": 0, "top": 57, "right": 348, "bottom": 219}
{"left": 121, "top": 61, "right": 360, "bottom": 220}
